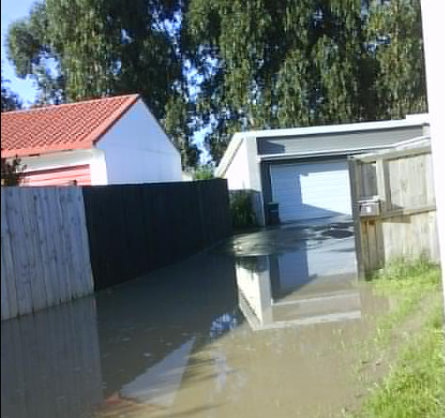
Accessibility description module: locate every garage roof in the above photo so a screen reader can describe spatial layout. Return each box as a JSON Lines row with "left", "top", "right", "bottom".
{"left": 216, "top": 114, "right": 429, "bottom": 176}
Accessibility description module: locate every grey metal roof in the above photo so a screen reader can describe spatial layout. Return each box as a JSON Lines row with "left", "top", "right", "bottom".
{"left": 256, "top": 126, "right": 425, "bottom": 156}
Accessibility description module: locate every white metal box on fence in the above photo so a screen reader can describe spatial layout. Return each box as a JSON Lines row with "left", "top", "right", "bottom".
{"left": 358, "top": 197, "right": 380, "bottom": 217}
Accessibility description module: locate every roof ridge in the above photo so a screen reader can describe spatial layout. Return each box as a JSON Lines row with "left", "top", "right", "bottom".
{"left": 1, "top": 93, "right": 140, "bottom": 116}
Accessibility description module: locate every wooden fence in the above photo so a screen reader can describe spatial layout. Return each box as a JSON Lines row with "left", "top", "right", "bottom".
{"left": 1, "top": 180, "right": 232, "bottom": 319}
{"left": 1, "top": 187, "right": 93, "bottom": 320}
{"left": 349, "top": 139, "right": 439, "bottom": 275}
{"left": 83, "top": 179, "right": 232, "bottom": 290}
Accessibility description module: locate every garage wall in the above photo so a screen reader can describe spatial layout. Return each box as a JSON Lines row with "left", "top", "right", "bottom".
{"left": 225, "top": 138, "right": 251, "bottom": 189}
{"left": 98, "top": 99, "right": 182, "bottom": 184}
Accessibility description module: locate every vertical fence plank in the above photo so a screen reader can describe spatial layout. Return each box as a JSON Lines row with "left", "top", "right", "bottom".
{"left": 76, "top": 188, "right": 94, "bottom": 296}
{"left": 1, "top": 189, "right": 18, "bottom": 319}
{"left": 23, "top": 188, "right": 48, "bottom": 311}
{"left": 60, "top": 188, "right": 83, "bottom": 299}
{"left": 348, "top": 158, "right": 365, "bottom": 277}
{"left": 34, "top": 187, "right": 56, "bottom": 308}
{"left": 54, "top": 188, "right": 72, "bottom": 303}
{"left": 1, "top": 239, "right": 11, "bottom": 320}
{"left": 5, "top": 188, "right": 33, "bottom": 316}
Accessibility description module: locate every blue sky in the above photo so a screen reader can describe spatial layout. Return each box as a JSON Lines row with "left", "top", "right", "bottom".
{"left": 1, "top": 0, "right": 38, "bottom": 105}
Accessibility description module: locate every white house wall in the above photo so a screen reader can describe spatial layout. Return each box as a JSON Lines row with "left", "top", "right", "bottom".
{"left": 224, "top": 138, "right": 251, "bottom": 190}
{"left": 97, "top": 99, "right": 182, "bottom": 184}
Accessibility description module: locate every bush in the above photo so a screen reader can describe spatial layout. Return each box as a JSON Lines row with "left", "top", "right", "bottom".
{"left": 1, "top": 153, "right": 25, "bottom": 186}
{"left": 193, "top": 165, "right": 214, "bottom": 180}
{"left": 230, "top": 190, "right": 257, "bottom": 230}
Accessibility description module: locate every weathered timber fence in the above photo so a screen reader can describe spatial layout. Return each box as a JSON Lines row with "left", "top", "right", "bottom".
{"left": 349, "top": 139, "right": 439, "bottom": 276}
{"left": 1, "top": 179, "right": 232, "bottom": 320}
{"left": 1, "top": 187, "right": 93, "bottom": 320}
{"left": 83, "top": 179, "right": 232, "bottom": 290}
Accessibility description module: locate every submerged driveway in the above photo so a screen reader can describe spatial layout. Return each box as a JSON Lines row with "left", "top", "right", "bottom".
{"left": 2, "top": 215, "right": 391, "bottom": 418}
{"left": 228, "top": 215, "right": 359, "bottom": 330}
{"left": 230, "top": 215, "right": 357, "bottom": 275}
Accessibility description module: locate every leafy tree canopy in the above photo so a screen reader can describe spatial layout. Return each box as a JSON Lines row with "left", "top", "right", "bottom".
{"left": 185, "top": 0, "right": 426, "bottom": 162}
{"left": 6, "top": 0, "right": 426, "bottom": 165}
{"left": 1, "top": 71, "right": 21, "bottom": 112}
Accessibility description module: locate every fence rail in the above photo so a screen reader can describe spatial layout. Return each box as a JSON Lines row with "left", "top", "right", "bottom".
{"left": 349, "top": 141, "right": 439, "bottom": 275}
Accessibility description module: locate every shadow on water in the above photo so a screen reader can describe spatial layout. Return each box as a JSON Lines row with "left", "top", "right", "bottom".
{"left": 1, "top": 218, "right": 392, "bottom": 418}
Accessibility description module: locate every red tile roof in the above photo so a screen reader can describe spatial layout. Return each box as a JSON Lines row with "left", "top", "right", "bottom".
{"left": 1, "top": 94, "right": 140, "bottom": 158}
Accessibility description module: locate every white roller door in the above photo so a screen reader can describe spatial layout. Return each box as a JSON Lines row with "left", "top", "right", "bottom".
{"left": 270, "top": 160, "right": 352, "bottom": 222}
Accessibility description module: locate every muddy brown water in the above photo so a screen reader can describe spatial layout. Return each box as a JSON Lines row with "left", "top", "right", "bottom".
{"left": 1, "top": 222, "right": 391, "bottom": 418}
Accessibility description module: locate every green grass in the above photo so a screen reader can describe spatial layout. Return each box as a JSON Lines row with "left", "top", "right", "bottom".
{"left": 369, "top": 259, "right": 441, "bottom": 345}
{"left": 355, "top": 260, "right": 445, "bottom": 417}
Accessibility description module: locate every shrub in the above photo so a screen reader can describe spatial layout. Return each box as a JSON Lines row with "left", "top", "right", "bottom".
{"left": 193, "top": 165, "right": 214, "bottom": 180}
{"left": 230, "top": 190, "right": 257, "bottom": 230}
{"left": 1, "top": 153, "right": 25, "bottom": 186}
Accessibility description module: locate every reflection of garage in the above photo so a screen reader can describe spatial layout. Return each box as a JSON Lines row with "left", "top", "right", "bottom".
{"left": 216, "top": 114, "right": 429, "bottom": 225}
{"left": 269, "top": 160, "right": 352, "bottom": 222}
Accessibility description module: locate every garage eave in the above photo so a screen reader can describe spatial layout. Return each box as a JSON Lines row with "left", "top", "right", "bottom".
{"left": 257, "top": 144, "right": 403, "bottom": 162}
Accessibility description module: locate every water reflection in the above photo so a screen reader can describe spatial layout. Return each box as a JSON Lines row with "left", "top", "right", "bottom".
{"left": 1, "top": 297, "right": 103, "bottom": 418}
{"left": 236, "top": 254, "right": 361, "bottom": 331}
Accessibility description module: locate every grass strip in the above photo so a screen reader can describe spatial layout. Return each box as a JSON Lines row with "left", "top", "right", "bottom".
{"left": 356, "top": 260, "right": 445, "bottom": 417}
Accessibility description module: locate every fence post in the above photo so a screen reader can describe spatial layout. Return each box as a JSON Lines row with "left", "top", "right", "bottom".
{"left": 376, "top": 159, "right": 391, "bottom": 213}
{"left": 348, "top": 157, "right": 365, "bottom": 278}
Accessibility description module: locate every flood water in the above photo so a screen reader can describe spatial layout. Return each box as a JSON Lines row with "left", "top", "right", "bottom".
{"left": 1, "top": 219, "right": 391, "bottom": 417}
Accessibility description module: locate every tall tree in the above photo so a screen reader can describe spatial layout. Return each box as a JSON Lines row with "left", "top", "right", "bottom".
{"left": 6, "top": 1, "right": 65, "bottom": 104}
{"left": 185, "top": 0, "right": 369, "bottom": 162}
{"left": 1, "top": 77, "right": 24, "bottom": 185}
{"left": 1, "top": 72, "right": 21, "bottom": 112}
{"left": 366, "top": 0, "right": 427, "bottom": 119}
{"left": 186, "top": 0, "right": 426, "bottom": 163}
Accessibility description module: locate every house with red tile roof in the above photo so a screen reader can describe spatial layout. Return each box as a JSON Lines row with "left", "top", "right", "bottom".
{"left": 1, "top": 94, "right": 182, "bottom": 186}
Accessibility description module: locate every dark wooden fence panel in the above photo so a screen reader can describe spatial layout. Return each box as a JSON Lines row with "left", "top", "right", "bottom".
{"left": 82, "top": 179, "right": 232, "bottom": 290}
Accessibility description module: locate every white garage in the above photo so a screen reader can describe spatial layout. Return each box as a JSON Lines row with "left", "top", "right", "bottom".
{"left": 269, "top": 160, "right": 352, "bottom": 222}
{"left": 216, "top": 114, "right": 429, "bottom": 225}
